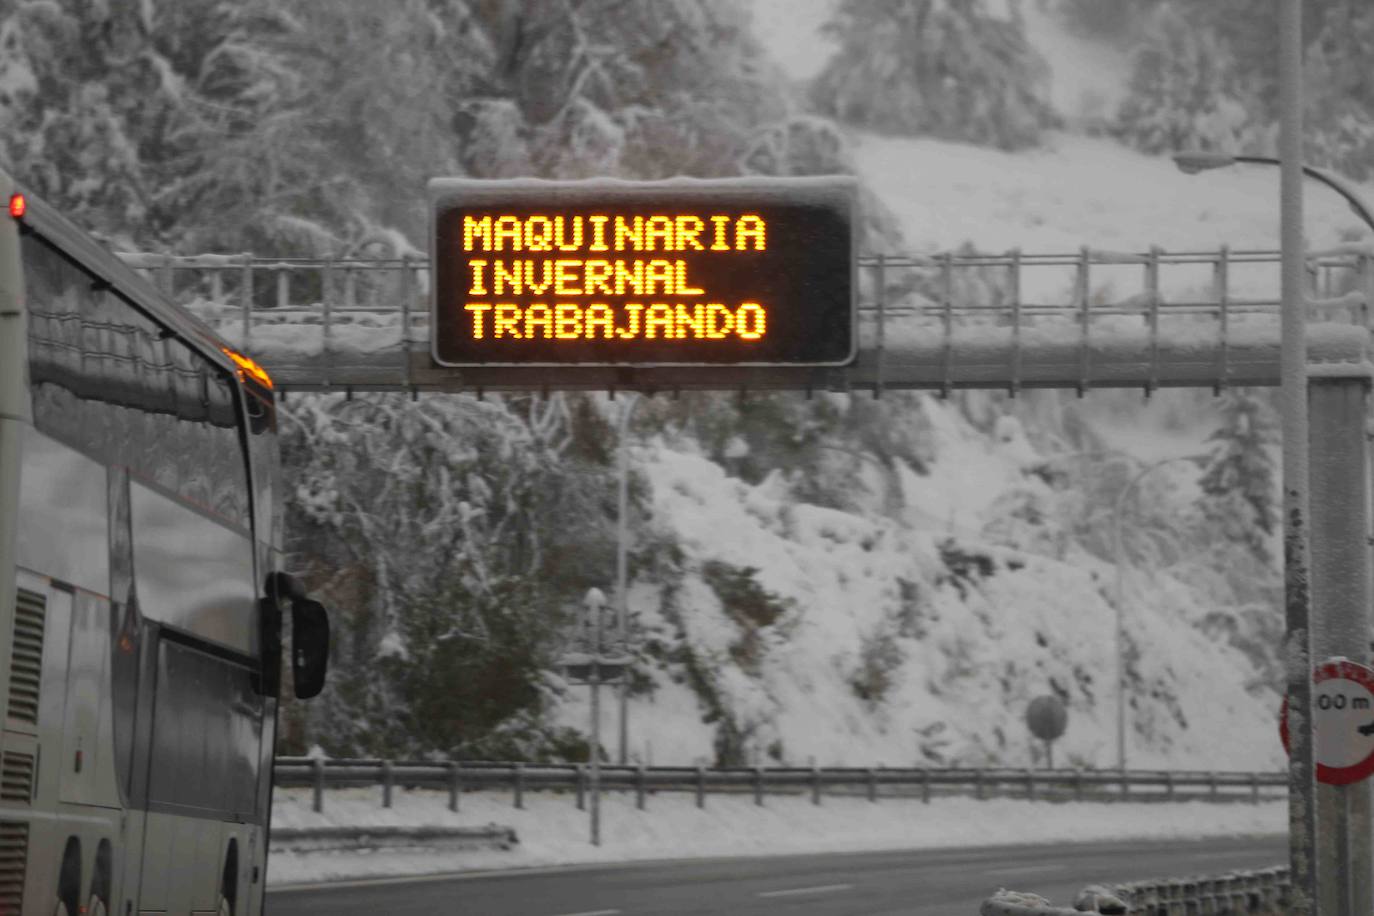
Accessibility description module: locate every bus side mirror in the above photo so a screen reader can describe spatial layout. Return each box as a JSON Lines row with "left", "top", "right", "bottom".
{"left": 291, "top": 599, "right": 330, "bottom": 700}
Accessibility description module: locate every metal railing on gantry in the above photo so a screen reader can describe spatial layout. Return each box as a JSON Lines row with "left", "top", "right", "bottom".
{"left": 117, "top": 246, "right": 1374, "bottom": 393}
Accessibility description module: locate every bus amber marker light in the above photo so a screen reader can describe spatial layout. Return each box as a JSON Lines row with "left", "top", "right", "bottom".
{"left": 8, "top": 193, "right": 25, "bottom": 219}
{"left": 221, "top": 347, "right": 274, "bottom": 390}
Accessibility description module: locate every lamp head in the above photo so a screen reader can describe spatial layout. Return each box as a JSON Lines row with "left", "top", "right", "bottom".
{"left": 1172, "top": 151, "right": 1238, "bottom": 175}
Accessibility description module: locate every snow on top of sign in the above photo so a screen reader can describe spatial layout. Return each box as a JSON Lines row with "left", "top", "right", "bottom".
{"left": 427, "top": 174, "right": 860, "bottom": 211}
{"left": 427, "top": 174, "right": 859, "bottom": 194}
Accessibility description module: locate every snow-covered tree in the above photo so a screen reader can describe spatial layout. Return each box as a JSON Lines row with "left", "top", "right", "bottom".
{"left": 810, "top": 0, "right": 1057, "bottom": 150}
{"left": 1111, "top": 0, "right": 1374, "bottom": 175}
{"left": 1112, "top": 6, "right": 1256, "bottom": 156}
{"left": 1197, "top": 390, "right": 1278, "bottom": 561}
{"left": 452, "top": 0, "right": 786, "bottom": 180}
{"left": 0, "top": 0, "right": 174, "bottom": 245}
{"left": 1303, "top": 3, "right": 1374, "bottom": 181}
{"left": 280, "top": 392, "right": 622, "bottom": 759}
{"left": 1056, "top": 0, "right": 1165, "bottom": 42}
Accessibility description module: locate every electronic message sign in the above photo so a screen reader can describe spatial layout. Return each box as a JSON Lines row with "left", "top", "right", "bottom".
{"left": 428, "top": 177, "right": 857, "bottom": 368}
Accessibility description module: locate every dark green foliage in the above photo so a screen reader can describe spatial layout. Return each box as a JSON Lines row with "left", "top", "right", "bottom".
{"left": 1304, "top": 3, "right": 1374, "bottom": 181}
{"left": 654, "top": 571, "right": 765, "bottom": 766}
{"left": 849, "top": 627, "right": 905, "bottom": 706}
{"left": 1111, "top": 7, "right": 1254, "bottom": 155}
{"left": 702, "top": 561, "right": 790, "bottom": 629}
{"left": 811, "top": 0, "right": 1058, "bottom": 150}
{"left": 1056, "top": 0, "right": 1164, "bottom": 42}
{"left": 1197, "top": 389, "right": 1278, "bottom": 560}
{"left": 1110, "top": 0, "right": 1374, "bottom": 179}
{"left": 280, "top": 392, "right": 621, "bottom": 759}
{"left": 0, "top": 0, "right": 796, "bottom": 255}
{"left": 892, "top": 577, "right": 929, "bottom": 639}
{"left": 451, "top": 0, "right": 786, "bottom": 181}
{"left": 641, "top": 390, "right": 932, "bottom": 513}
{"left": 936, "top": 538, "right": 996, "bottom": 598}
{"left": 702, "top": 561, "right": 792, "bottom": 676}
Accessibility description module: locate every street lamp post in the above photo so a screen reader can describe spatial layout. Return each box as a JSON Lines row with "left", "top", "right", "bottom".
{"left": 1175, "top": 130, "right": 1374, "bottom": 915}
{"left": 1178, "top": 12, "right": 1316, "bottom": 904}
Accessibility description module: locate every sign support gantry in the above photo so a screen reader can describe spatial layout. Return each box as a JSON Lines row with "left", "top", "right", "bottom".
{"left": 118, "top": 246, "right": 1374, "bottom": 395}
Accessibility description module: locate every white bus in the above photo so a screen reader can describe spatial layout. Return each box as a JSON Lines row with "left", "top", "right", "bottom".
{"left": 0, "top": 168, "right": 329, "bottom": 916}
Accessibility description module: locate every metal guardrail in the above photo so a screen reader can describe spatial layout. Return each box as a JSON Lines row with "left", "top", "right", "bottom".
{"left": 273, "top": 758, "right": 1287, "bottom": 814}
{"left": 119, "top": 247, "right": 1374, "bottom": 393}
{"left": 984, "top": 867, "right": 1289, "bottom": 915}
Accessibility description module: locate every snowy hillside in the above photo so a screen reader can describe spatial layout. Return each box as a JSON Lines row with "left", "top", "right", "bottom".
{"left": 547, "top": 4, "right": 1374, "bottom": 774}
{"left": 557, "top": 389, "right": 1282, "bottom": 771}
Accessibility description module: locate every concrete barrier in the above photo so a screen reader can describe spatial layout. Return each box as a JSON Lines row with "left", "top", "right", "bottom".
{"left": 269, "top": 824, "right": 518, "bottom": 855}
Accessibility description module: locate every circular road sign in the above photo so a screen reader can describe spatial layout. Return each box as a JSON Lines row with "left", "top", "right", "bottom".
{"left": 1280, "top": 658, "right": 1374, "bottom": 786}
{"left": 1026, "top": 694, "right": 1068, "bottom": 743}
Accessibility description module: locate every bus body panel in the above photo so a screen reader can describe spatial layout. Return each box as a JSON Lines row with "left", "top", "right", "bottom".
{"left": 8, "top": 570, "right": 123, "bottom": 916}
{"left": 0, "top": 170, "right": 30, "bottom": 916}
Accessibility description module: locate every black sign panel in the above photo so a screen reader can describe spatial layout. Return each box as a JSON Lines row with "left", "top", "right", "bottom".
{"left": 429, "top": 177, "right": 857, "bottom": 367}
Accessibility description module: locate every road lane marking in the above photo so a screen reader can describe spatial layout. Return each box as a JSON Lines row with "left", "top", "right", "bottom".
{"left": 757, "top": 883, "right": 853, "bottom": 898}
{"left": 986, "top": 864, "right": 1068, "bottom": 877}
{"left": 551, "top": 910, "right": 621, "bottom": 916}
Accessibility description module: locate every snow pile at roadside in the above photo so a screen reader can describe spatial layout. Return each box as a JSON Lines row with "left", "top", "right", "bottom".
{"left": 266, "top": 786, "right": 1284, "bottom": 886}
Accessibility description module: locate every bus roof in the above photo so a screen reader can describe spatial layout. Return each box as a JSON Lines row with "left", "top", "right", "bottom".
{"left": 6, "top": 171, "right": 246, "bottom": 383}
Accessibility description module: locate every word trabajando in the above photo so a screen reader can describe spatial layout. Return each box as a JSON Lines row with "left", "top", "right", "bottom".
{"left": 458, "top": 213, "right": 770, "bottom": 342}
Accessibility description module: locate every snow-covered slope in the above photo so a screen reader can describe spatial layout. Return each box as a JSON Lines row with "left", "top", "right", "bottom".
{"left": 557, "top": 395, "right": 1281, "bottom": 772}
{"left": 855, "top": 130, "right": 1373, "bottom": 255}
{"left": 547, "top": 4, "right": 1374, "bottom": 775}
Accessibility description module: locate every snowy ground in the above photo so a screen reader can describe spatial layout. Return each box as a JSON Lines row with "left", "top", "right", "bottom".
{"left": 267, "top": 787, "right": 1285, "bottom": 887}
{"left": 854, "top": 130, "right": 1374, "bottom": 259}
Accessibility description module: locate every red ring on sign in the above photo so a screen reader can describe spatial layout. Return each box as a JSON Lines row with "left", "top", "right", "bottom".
{"left": 1280, "top": 659, "right": 1374, "bottom": 786}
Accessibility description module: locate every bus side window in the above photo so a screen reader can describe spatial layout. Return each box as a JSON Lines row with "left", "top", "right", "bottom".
{"left": 22, "top": 233, "right": 251, "bottom": 529}
{"left": 15, "top": 428, "right": 108, "bottom": 594}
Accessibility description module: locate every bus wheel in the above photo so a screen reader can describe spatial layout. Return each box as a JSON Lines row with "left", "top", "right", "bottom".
{"left": 219, "top": 839, "right": 238, "bottom": 916}
{"left": 56, "top": 838, "right": 81, "bottom": 916}
{"left": 89, "top": 839, "right": 112, "bottom": 916}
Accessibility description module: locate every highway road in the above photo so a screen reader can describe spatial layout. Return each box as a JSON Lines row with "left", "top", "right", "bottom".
{"left": 267, "top": 834, "right": 1285, "bottom": 915}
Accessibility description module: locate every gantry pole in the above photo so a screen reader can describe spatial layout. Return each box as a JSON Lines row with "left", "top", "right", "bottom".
{"left": 1278, "top": 0, "right": 1317, "bottom": 911}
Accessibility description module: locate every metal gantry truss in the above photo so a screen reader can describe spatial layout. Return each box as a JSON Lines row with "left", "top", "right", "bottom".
{"left": 117, "top": 246, "right": 1374, "bottom": 393}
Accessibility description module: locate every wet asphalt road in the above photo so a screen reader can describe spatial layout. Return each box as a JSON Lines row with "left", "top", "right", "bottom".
{"left": 267, "top": 834, "right": 1285, "bottom": 915}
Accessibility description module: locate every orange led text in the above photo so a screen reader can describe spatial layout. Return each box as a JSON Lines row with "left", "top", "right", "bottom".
{"left": 455, "top": 210, "right": 773, "bottom": 346}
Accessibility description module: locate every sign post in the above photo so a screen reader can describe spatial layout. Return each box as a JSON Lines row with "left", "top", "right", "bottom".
{"left": 559, "top": 588, "right": 632, "bottom": 846}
